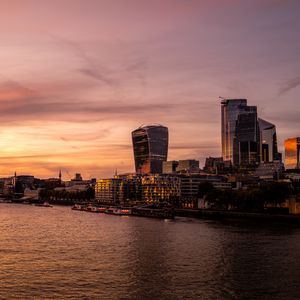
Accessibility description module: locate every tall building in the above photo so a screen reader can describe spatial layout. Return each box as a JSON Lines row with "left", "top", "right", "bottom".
{"left": 132, "top": 124, "right": 168, "bottom": 174}
{"left": 233, "top": 108, "right": 260, "bottom": 166}
{"left": 285, "top": 137, "right": 300, "bottom": 169}
{"left": 258, "top": 118, "right": 278, "bottom": 162}
{"left": 221, "top": 99, "right": 248, "bottom": 162}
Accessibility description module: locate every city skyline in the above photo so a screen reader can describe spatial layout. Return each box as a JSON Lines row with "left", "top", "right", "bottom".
{"left": 1, "top": 0, "right": 300, "bottom": 178}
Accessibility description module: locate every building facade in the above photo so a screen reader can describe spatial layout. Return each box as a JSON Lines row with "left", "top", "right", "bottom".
{"left": 258, "top": 118, "right": 278, "bottom": 163}
{"left": 141, "top": 174, "right": 180, "bottom": 204}
{"left": 132, "top": 124, "right": 168, "bottom": 174}
{"left": 177, "top": 160, "right": 200, "bottom": 172}
{"left": 118, "top": 175, "right": 143, "bottom": 206}
{"left": 233, "top": 108, "right": 260, "bottom": 166}
{"left": 221, "top": 99, "right": 248, "bottom": 162}
{"left": 95, "top": 178, "right": 122, "bottom": 205}
{"left": 162, "top": 160, "right": 179, "bottom": 174}
{"left": 285, "top": 137, "right": 300, "bottom": 169}
{"left": 163, "top": 159, "right": 199, "bottom": 174}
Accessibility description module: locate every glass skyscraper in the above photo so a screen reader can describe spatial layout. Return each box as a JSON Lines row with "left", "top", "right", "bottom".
{"left": 233, "top": 108, "right": 260, "bottom": 166}
{"left": 221, "top": 98, "right": 261, "bottom": 166}
{"left": 258, "top": 118, "right": 278, "bottom": 162}
{"left": 221, "top": 99, "right": 248, "bottom": 162}
{"left": 132, "top": 125, "right": 168, "bottom": 174}
{"left": 285, "top": 137, "right": 300, "bottom": 169}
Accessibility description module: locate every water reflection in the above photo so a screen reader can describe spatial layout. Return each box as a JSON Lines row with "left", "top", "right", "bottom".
{"left": 0, "top": 204, "right": 300, "bottom": 299}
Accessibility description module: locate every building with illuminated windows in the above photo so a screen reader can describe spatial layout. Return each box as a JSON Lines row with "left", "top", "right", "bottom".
{"left": 132, "top": 124, "right": 168, "bottom": 174}
{"left": 141, "top": 174, "right": 180, "bottom": 204}
{"left": 95, "top": 178, "right": 122, "bottom": 205}
{"left": 285, "top": 137, "right": 300, "bottom": 170}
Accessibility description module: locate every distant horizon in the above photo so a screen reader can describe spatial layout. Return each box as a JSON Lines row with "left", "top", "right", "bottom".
{"left": 1, "top": 0, "right": 299, "bottom": 178}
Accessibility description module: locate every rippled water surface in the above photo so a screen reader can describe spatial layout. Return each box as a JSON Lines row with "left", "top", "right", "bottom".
{"left": 1, "top": 204, "right": 300, "bottom": 299}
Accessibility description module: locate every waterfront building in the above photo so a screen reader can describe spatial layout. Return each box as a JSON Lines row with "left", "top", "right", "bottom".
{"left": 258, "top": 118, "right": 279, "bottom": 162}
{"left": 132, "top": 124, "right": 168, "bottom": 174}
{"left": 179, "top": 174, "right": 229, "bottom": 208}
{"left": 94, "top": 173, "right": 232, "bottom": 208}
{"left": 221, "top": 98, "right": 248, "bottom": 162}
{"left": 0, "top": 177, "right": 15, "bottom": 195}
{"left": 233, "top": 108, "right": 260, "bottom": 166}
{"left": 141, "top": 174, "right": 180, "bottom": 204}
{"left": 118, "top": 175, "right": 143, "bottom": 206}
{"left": 285, "top": 137, "right": 300, "bottom": 169}
{"left": 95, "top": 178, "right": 122, "bottom": 205}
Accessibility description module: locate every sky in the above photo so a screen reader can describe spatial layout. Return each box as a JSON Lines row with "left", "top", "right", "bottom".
{"left": 0, "top": 0, "right": 299, "bottom": 179}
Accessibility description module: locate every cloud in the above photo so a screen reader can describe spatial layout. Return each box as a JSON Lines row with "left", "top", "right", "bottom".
{"left": 278, "top": 76, "right": 300, "bottom": 95}
{"left": 0, "top": 79, "right": 35, "bottom": 100}
{"left": 77, "top": 68, "right": 117, "bottom": 86}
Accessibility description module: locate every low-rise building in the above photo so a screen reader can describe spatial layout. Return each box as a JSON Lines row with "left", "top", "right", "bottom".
{"left": 95, "top": 178, "right": 122, "bottom": 205}
{"left": 141, "top": 174, "right": 180, "bottom": 204}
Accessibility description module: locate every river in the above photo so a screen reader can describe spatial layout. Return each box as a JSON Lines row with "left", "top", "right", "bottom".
{"left": 0, "top": 204, "right": 300, "bottom": 299}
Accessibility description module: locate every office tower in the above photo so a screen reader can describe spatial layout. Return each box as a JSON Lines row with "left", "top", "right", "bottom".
{"left": 258, "top": 118, "right": 278, "bottom": 162}
{"left": 233, "top": 107, "right": 260, "bottom": 166}
{"left": 221, "top": 99, "right": 248, "bottom": 162}
{"left": 132, "top": 124, "right": 168, "bottom": 174}
{"left": 285, "top": 137, "right": 300, "bottom": 169}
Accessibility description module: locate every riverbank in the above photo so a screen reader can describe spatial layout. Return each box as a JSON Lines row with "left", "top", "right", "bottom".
{"left": 3, "top": 201, "right": 300, "bottom": 224}
{"left": 175, "top": 208, "right": 300, "bottom": 224}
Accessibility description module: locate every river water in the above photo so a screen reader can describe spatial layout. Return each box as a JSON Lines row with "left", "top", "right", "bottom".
{"left": 0, "top": 204, "right": 300, "bottom": 300}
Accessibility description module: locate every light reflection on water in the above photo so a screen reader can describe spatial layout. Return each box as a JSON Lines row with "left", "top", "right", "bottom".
{"left": 0, "top": 204, "right": 300, "bottom": 299}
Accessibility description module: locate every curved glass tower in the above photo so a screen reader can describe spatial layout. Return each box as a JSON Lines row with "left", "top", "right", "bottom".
{"left": 132, "top": 125, "right": 168, "bottom": 174}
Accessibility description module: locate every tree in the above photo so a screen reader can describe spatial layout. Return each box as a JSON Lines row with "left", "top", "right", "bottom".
{"left": 198, "top": 182, "right": 215, "bottom": 198}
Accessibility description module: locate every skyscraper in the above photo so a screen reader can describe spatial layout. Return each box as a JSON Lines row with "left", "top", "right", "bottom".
{"left": 258, "top": 118, "right": 278, "bottom": 162}
{"left": 132, "top": 124, "right": 168, "bottom": 174}
{"left": 285, "top": 137, "right": 300, "bottom": 169}
{"left": 221, "top": 99, "right": 248, "bottom": 162}
{"left": 233, "top": 108, "right": 260, "bottom": 166}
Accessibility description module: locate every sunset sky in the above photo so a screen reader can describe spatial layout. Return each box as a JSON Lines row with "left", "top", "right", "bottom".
{"left": 0, "top": 0, "right": 299, "bottom": 179}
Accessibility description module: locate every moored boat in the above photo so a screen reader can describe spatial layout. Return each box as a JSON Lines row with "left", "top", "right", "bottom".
{"left": 72, "top": 204, "right": 84, "bottom": 211}
{"left": 34, "top": 202, "right": 53, "bottom": 208}
{"left": 85, "top": 204, "right": 99, "bottom": 213}
{"left": 105, "top": 207, "right": 132, "bottom": 216}
{"left": 131, "top": 207, "right": 174, "bottom": 219}
{"left": 98, "top": 207, "right": 106, "bottom": 213}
